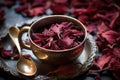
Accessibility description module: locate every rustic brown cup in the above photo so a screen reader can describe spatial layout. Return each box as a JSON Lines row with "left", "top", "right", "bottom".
{"left": 18, "top": 15, "right": 87, "bottom": 65}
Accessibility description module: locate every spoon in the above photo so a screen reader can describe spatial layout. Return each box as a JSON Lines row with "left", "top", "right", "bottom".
{"left": 9, "top": 26, "right": 37, "bottom": 76}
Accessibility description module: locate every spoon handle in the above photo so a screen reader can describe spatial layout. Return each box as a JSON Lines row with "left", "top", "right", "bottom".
{"left": 9, "top": 27, "right": 22, "bottom": 55}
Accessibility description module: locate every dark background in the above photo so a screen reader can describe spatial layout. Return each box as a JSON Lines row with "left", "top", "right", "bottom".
{"left": 0, "top": 68, "right": 24, "bottom": 80}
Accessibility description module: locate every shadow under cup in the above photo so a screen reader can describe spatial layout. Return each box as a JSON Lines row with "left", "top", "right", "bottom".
{"left": 20, "top": 15, "right": 87, "bottom": 65}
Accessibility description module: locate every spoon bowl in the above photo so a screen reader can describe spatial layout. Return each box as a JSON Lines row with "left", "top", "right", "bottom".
{"left": 9, "top": 26, "right": 37, "bottom": 76}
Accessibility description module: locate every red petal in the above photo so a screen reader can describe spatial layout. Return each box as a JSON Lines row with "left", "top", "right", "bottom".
{"left": 109, "top": 58, "right": 120, "bottom": 71}
{"left": 107, "top": 12, "right": 119, "bottom": 28}
{"left": 62, "top": 36, "right": 74, "bottom": 46}
{"left": 113, "top": 47, "right": 120, "bottom": 58}
{"left": 43, "top": 28, "right": 55, "bottom": 36}
{"left": 51, "top": 41, "right": 60, "bottom": 50}
{"left": 50, "top": 24, "right": 61, "bottom": 38}
{"left": 26, "top": 7, "right": 46, "bottom": 17}
{"left": 94, "top": 54, "right": 111, "bottom": 70}
{"left": 0, "top": 47, "right": 12, "bottom": 58}
{"left": 32, "top": 0, "right": 46, "bottom": 7}
{"left": 57, "top": 39, "right": 68, "bottom": 49}
{"left": 97, "top": 22, "right": 109, "bottom": 34}
{"left": 72, "top": 8, "right": 87, "bottom": 15}
{"left": 32, "top": 33, "right": 45, "bottom": 40}
{"left": 86, "top": 24, "right": 97, "bottom": 33}
{"left": 50, "top": 3, "right": 68, "bottom": 14}
{"left": 43, "top": 37, "right": 53, "bottom": 49}
{"left": 78, "top": 15, "right": 88, "bottom": 23}
{"left": 101, "top": 30, "right": 120, "bottom": 44}
{"left": 12, "top": 54, "right": 31, "bottom": 60}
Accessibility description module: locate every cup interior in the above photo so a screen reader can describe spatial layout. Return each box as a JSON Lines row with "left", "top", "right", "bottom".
{"left": 29, "top": 15, "right": 87, "bottom": 51}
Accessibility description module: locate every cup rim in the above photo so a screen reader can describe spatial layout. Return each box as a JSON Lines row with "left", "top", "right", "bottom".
{"left": 28, "top": 15, "right": 87, "bottom": 52}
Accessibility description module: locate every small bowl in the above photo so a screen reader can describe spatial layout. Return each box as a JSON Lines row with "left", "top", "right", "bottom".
{"left": 18, "top": 15, "right": 87, "bottom": 65}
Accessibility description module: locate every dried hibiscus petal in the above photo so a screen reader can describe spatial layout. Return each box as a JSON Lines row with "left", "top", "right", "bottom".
{"left": 97, "top": 22, "right": 109, "bottom": 34}
{"left": 50, "top": 3, "right": 68, "bottom": 14}
{"left": 62, "top": 36, "right": 74, "bottom": 47}
{"left": 0, "top": 47, "right": 12, "bottom": 58}
{"left": 93, "top": 54, "right": 111, "bottom": 70}
{"left": 43, "top": 37, "right": 54, "bottom": 49}
{"left": 95, "top": 12, "right": 119, "bottom": 29}
{"left": 32, "top": 33, "right": 47, "bottom": 41}
{"left": 22, "top": 7, "right": 46, "bottom": 17}
{"left": 51, "top": 41, "right": 60, "bottom": 50}
{"left": 86, "top": 24, "right": 97, "bottom": 34}
{"left": 43, "top": 28, "right": 55, "bottom": 36}
{"left": 105, "top": 12, "right": 119, "bottom": 28}
{"left": 24, "top": 39, "right": 30, "bottom": 45}
{"left": 104, "top": 57, "right": 120, "bottom": 80}
{"left": 109, "top": 58, "right": 120, "bottom": 71}
{"left": 78, "top": 15, "right": 88, "bottom": 24}
{"left": 101, "top": 30, "right": 120, "bottom": 44}
{"left": 15, "top": 0, "right": 48, "bottom": 17}
{"left": 50, "top": 24, "right": 62, "bottom": 39}
{"left": 12, "top": 54, "right": 31, "bottom": 60}
{"left": 57, "top": 39, "right": 69, "bottom": 49}
{"left": 112, "top": 47, "right": 120, "bottom": 58}
{"left": 31, "top": 0, "right": 46, "bottom": 7}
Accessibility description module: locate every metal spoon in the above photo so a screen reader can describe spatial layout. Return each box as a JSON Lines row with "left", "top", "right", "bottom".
{"left": 9, "top": 26, "right": 37, "bottom": 76}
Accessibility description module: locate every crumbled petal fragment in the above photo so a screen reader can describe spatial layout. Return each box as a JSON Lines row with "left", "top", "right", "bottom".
{"left": 0, "top": 47, "right": 12, "bottom": 58}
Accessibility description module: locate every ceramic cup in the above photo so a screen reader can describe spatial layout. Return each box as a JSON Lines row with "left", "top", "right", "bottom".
{"left": 18, "top": 15, "right": 87, "bottom": 65}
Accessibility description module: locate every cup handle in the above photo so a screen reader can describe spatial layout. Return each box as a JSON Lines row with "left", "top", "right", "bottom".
{"left": 18, "top": 26, "right": 31, "bottom": 50}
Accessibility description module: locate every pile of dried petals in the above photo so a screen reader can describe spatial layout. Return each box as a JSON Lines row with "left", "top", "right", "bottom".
{"left": 15, "top": 0, "right": 49, "bottom": 17}
{"left": 0, "top": 0, "right": 120, "bottom": 80}
{"left": 32, "top": 22, "right": 84, "bottom": 50}
{"left": 71, "top": 0, "right": 120, "bottom": 80}
{"left": 0, "top": 0, "right": 15, "bottom": 7}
